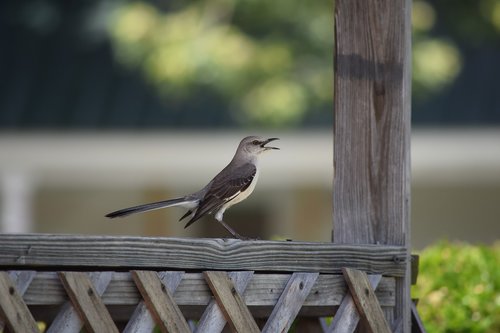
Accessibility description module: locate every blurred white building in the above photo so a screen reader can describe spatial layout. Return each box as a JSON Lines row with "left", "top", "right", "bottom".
{"left": 1, "top": 129, "right": 499, "bottom": 249}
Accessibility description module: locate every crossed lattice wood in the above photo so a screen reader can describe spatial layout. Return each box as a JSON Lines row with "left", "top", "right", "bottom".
{"left": 0, "top": 268, "right": 406, "bottom": 333}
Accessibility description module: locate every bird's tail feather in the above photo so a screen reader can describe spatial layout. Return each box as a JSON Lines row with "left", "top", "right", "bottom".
{"left": 106, "top": 197, "right": 192, "bottom": 218}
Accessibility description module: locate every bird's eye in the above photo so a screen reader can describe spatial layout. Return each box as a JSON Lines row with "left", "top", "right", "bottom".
{"left": 252, "top": 140, "right": 260, "bottom": 145}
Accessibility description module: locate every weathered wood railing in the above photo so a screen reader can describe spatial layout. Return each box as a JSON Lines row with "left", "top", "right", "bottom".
{"left": 0, "top": 0, "right": 417, "bottom": 330}
{"left": 0, "top": 234, "right": 409, "bottom": 332}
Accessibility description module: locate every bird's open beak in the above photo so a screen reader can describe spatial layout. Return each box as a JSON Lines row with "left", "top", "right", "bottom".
{"left": 262, "top": 138, "right": 280, "bottom": 150}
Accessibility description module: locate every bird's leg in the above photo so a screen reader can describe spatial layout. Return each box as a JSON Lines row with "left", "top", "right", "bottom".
{"left": 216, "top": 219, "right": 248, "bottom": 240}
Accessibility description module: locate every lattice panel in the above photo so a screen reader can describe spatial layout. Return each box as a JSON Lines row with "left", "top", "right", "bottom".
{"left": 0, "top": 269, "right": 400, "bottom": 333}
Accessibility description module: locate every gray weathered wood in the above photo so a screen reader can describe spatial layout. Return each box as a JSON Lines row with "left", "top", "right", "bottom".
{"left": 132, "top": 270, "right": 190, "bottom": 333}
{"left": 47, "top": 272, "right": 112, "bottom": 333}
{"left": 21, "top": 272, "right": 396, "bottom": 311}
{"left": 333, "top": 0, "right": 412, "bottom": 330}
{"left": 58, "top": 272, "right": 118, "bottom": 333}
{"left": 196, "top": 271, "right": 253, "bottom": 333}
{"left": 0, "top": 234, "right": 406, "bottom": 276}
{"left": 328, "top": 274, "right": 381, "bottom": 333}
{"left": 124, "top": 271, "right": 184, "bottom": 333}
{"left": 204, "top": 271, "right": 260, "bottom": 333}
{"left": 0, "top": 271, "right": 36, "bottom": 331}
{"left": 262, "top": 272, "right": 318, "bottom": 333}
{"left": 342, "top": 268, "right": 391, "bottom": 333}
{"left": 0, "top": 271, "right": 38, "bottom": 333}
{"left": 7, "top": 270, "right": 36, "bottom": 294}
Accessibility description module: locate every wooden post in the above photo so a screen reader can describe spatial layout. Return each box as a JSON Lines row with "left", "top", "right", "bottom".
{"left": 333, "top": 0, "right": 412, "bottom": 332}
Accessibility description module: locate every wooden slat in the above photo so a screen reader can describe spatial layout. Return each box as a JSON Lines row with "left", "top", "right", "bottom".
{"left": 196, "top": 271, "right": 253, "bottom": 333}
{"left": 59, "top": 272, "right": 118, "bottom": 333}
{"left": 392, "top": 315, "right": 403, "bottom": 333}
{"left": 7, "top": 270, "right": 37, "bottom": 294}
{"left": 328, "top": 274, "right": 381, "bottom": 333}
{"left": 204, "top": 271, "right": 260, "bottom": 333}
{"left": 333, "top": 0, "right": 412, "bottom": 330}
{"left": 22, "top": 272, "right": 396, "bottom": 310}
{"left": 411, "top": 254, "right": 419, "bottom": 285}
{"left": 0, "top": 271, "right": 36, "bottom": 331}
{"left": 0, "top": 234, "right": 407, "bottom": 276}
{"left": 262, "top": 272, "right": 319, "bottom": 333}
{"left": 124, "top": 271, "right": 184, "bottom": 333}
{"left": 0, "top": 271, "right": 39, "bottom": 332}
{"left": 342, "top": 268, "right": 391, "bottom": 333}
{"left": 131, "top": 270, "right": 190, "bottom": 333}
{"left": 47, "top": 272, "right": 112, "bottom": 333}
{"left": 411, "top": 301, "right": 427, "bottom": 333}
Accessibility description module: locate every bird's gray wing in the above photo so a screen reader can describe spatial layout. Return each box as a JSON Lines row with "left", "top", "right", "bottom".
{"left": 184, "top": 163, "right": 257, "bottom": 228}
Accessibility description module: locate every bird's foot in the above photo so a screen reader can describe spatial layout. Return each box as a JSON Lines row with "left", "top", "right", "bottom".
{"left": 216, "top": 219, "right": 258, "bottom": 241}
{"left": 229, "top": 231, "right": 260, "bottom": 241}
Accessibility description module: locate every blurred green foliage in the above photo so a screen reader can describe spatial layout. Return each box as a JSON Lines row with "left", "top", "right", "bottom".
{"left": 413, "top": 241, "right": 500, "bottom": 333}
{"left": 104, "top": 0, "right": 500, "bottom": 126}
{"left": 108, "top": 0, "right": 332, "bottom": 127}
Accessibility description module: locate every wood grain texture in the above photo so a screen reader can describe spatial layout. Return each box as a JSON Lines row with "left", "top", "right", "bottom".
{"left": 21, "top": 272, "right": 395, "bottom": 309}
{"left": 58, "top": 272, "right": 118, "bottom": 333}
{"left": 48, "top": 272, "right": 112, "bottom": 333}
{"left": 131, "top": 270, "right": 190, "bottom": 333}
{"left": 196, "top": 271, "right": 253, "bottom": 333}
{"left": 262, "top": 272, "right": 319, "bottom": 333}
{"left": 328, "top": 274, "right": 381, "bottom": 333}
{"left": 333, "top": 0, "right": 412, "bottom": 245}
{"left": 333, "top": 0, "right": 412, "bottom": 330}
{"left": 124, "top": 271, "right": 184, "bottom": 333}
{"left": 0, "top": 271, "right": 39, "bottom": 333}
{"left": 204, "top": 271, "right": 260, "bottom": 333}
{"left": 7, "top": 270, "right": 36, "bottom": 294}
{"left": 0, "top": 234, "right": 406, "bottom": 276}
{"left": 342, "top": 268, "right": 391, "bottom": 333}
{"left": 0, "top": 270, "right": 36, "bottom": 331}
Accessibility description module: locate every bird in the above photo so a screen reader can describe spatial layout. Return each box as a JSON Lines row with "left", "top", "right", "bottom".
{"left": 105, "top": 136, "right": 279, "bottom": 239}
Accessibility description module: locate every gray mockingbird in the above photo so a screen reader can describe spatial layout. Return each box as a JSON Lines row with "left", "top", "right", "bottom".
{"left": 106, "top": 136, "right": 279, "bottom": 239}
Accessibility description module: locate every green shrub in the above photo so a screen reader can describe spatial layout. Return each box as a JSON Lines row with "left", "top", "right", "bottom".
{"left": 412, "top": 241, "right": 500, "bottom": 332}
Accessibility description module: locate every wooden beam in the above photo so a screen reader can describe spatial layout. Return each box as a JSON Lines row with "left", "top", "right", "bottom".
{"left": 0, "top": 234, "right": 406, "bottom": 276}
{"left": 124, "top": 271, "right": 184, "bottom": 333}
{"left": 0, "top": 271, "right": 39, "bottom": 333}
{"left": 204, "top": 271, "right": 260, "bottom": 333}
{"left": 328, "top": 274, "right": 381, "bottom": 333}
{"left": 21, "top": 271, "right": 396, "bottom": 309}
{"left": 0, "top": 271, "right": 36, "bottom": 331}
{"left": 262, "top": 272, "right": 318, "bottom": 333}
{"left": 342, "top": 268, "right": 391, "bottom": 333}
{"left": 131, "top": 270, "right": 190, "bottom": 333}
{"left": 333, "top": 0, "right": 412, "bottom": 330}
{"left": 48, "top": 272, "right": 112, "bottom": 333}
{"left": 411, "top": 301, "right": 427, "bottom": 333}
{"left": 196, "top": 271, "right": 254, "bottom": 333}
{"left": 58, "top": 272, "right": 118, "bottom": 333}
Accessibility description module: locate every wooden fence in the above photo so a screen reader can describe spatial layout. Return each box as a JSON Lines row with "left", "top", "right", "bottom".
{"left": 0, "top": 234, "right": 420, "bottom": 332}
{"left": 0, "top": 0, "right": 417, "bottom": 331}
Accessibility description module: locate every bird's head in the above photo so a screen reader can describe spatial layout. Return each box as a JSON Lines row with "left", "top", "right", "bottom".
{"left": 239, "top": 136, "right": 280, "bottom": 155}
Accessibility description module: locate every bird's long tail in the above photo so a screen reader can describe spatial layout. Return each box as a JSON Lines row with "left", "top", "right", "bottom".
{"left": 105, "top": 197, "right": 194, "bottom": 218}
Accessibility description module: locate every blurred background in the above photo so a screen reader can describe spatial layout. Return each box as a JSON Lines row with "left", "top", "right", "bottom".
{"left": 0, "top": 0, "right": 499, "bottom": 330}
{"left": 1, "top": 0, "right": 499, "bottom": 246}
